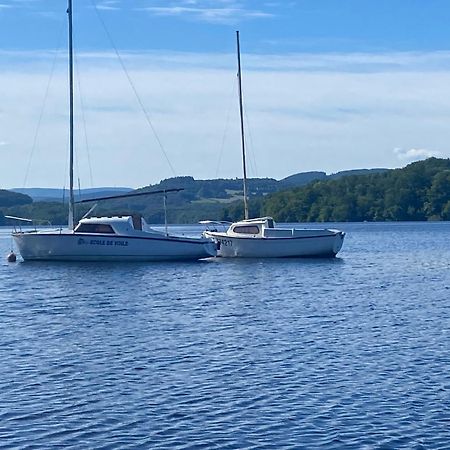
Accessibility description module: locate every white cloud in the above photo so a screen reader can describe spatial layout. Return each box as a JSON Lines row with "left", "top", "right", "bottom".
{"left": 140, "top": 0, "right": 273, "bottom": 24}
{"left": 0, "top": 0, "right": 43, "bottom": 10}
{"left": 144, "top": 6, "right": 271, "bottom": 20}
{"left": 394, "top": 147, "right": 442, "bottom": 163}
{"left": 95, "top": 0, "right": 120, "bottom": 11}
{"left": 1, "top": 49, "right": 450, "bottom": 189}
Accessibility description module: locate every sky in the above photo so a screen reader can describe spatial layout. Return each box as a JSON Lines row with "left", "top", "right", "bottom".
{"left": 1, "top": 0, "right": 450, "bottom": 188}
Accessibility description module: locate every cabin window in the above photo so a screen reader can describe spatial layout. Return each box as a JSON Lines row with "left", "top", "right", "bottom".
{"left": 267, "top": 219, "right": 274, "bottom": 228}
{"left": 233, "top": 225, "right": 260, "bottom": 234}
{"left": 75, "top": 223, "right": 116, "bottom": 234}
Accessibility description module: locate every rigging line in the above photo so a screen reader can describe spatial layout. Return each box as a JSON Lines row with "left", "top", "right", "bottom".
{"left": 74, "top": 50, "right": 94, "bottom": 188}
{"left": 215, "top": 75, "right": 237, "bottom": 178}
{"left": 243, "top": 104, "right": 258, "bottom": 177}
{"left": 62, "top": 124, "right": 69, "bottom": 203}
{"left": 23, "top": 20, "right": 66, "bottom": 188}
{"left": 90, "top": 0, "right": 177, "bottom": 177}
{"left": 72, "top": 56, "right": 81, "bottom": 196}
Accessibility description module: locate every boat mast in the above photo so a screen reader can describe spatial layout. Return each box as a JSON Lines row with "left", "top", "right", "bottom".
{"left": 236, "top": 30, "right": 249, "bottom": 220}
{"left": 67, "top": 0, "right": 75, "bottom": 230}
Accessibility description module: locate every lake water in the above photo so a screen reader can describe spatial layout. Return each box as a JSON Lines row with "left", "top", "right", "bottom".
{"left": 1, "top": 222, "right": 450, "bottom": 449}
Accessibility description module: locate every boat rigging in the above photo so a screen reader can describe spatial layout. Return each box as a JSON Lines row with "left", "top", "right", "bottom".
{"left": 9, "top": 0, "right": 216, "bottom": 262}
{"left": 202, "top": 31, "right": 346, "bottom": 258}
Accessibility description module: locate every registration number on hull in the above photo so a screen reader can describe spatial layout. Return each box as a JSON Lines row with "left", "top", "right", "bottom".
{"left": 217, "top": 238, "right": 232, "bottom": 248}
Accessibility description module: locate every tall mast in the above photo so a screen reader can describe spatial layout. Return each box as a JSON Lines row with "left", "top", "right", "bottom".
{"left": 67, "top": 0, "right": 75, "bottom": 230}
{"left": 236, "top": 30, "right": 249, "bottom": 220}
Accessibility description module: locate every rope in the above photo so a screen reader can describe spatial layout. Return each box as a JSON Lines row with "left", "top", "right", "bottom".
{"left": 215, "top": 75, "right": 237, "bottom": 178}
{"left": 244, "top": 103, "right": 258, "bottom": 177}
{"left": 90, "top": 0, "right": 177, "bottom": 177}
{"left": 23, "top": 20, "right": 66, "bottom": 188}
{"left": 74, "top": 50, "right": 95, "bottom": 187}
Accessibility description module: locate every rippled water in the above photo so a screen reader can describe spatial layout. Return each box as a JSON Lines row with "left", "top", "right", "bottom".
{"left": 1, "top": 222, "right": 450, "bottom": 449}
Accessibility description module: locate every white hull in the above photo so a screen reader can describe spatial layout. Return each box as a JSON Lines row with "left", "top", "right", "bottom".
{"left": 204, "top": 229, "right": 344, "bottom": 258}
{"left": 13, "top": 230, "right": 216, "bottom": 262}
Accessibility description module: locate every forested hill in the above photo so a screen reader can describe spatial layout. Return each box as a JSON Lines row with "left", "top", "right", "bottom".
{"left": 0, "top": 173, "right": 348, "bottom": 225}
{"left": 1, "top": 159, "right": 449, "bottom": 224}
{"left": 0, "top": 190, "right": 32, "bottom": 207}
{"left": 0, "top": 190, "right": 33, "bottom": 225}
{"left": 260, "top": 158, "right": 450, "bottom": 222}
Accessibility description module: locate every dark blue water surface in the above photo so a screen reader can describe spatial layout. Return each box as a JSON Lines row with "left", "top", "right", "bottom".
{"left": 1, "top": 222, "right": 450, "bottom": 449}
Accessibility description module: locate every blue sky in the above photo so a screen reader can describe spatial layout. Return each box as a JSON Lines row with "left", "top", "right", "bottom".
{"left": 2, "top": 0, "right": 450, "bottom": 53}
{"left": 1, "top": 0, "right": 450, "bottom": 188}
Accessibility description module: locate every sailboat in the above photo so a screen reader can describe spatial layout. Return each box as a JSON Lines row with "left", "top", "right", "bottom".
{"left": 10, "top": 0, "right": 216, "bottom": 262}
{"left": 203, "top": 31, "right": 345, "bottom": 258}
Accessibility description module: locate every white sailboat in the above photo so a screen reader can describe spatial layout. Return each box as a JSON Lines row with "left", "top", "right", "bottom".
{"left": 10, "top": 0, "right": 216, "bottom": 262}
{"left": 203, "top": 31, "right": 345, "bottom": 258}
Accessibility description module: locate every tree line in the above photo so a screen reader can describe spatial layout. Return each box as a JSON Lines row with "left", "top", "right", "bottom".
{"left": 244, "top": 158, "right": 450, "bottom": 222}
{"left": 2, "top": 158, "right": 450, "bottom": 225}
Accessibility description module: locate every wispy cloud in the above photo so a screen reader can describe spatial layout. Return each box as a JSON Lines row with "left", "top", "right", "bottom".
{"left": 1, "top": 49, "right": 450, "bottom": 188}
{"left": 394, "top": 148, "right": 442, "bottom": 163}
{"left": 140, "top": 0, "right": 273, "bottom": 24}
{"left": 0, "top": 0, "right": 61, "bottom": 20}
{"left": 0, "top": 0, "right": 43, "bottom": 10}
{"left": 239, "top": 51, "right": 450, "bottom": 73}
{"left": 95, "top": 0, "right": 120, "bottom": 11}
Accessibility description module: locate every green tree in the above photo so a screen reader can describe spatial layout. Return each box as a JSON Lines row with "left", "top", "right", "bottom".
{"left": 425, "top": 170, "right": 450, "bottom": 219}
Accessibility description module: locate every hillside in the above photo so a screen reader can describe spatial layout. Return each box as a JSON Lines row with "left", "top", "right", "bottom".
{"left": 2, "top": 160, "right": 448, "bottom": 224}
{"left": 328, "top": 168, "right": 389, "bottom": 180}
{"left": 0, "top": 189, "right": 32, "bottom": 207}
{"left": 278, "top": 168, "right": 388, "bottom": 187}
{"left": 278, "top": 171, "right": 327, "bottom": 187}
{"left": 260, "top": 158, "right": 450, "bottom": 222}
{"left": 0, "top": 190, "right": 33, "bottom": 225}
{"left": 11, "top": 187, "right": 133, "bottom": 202}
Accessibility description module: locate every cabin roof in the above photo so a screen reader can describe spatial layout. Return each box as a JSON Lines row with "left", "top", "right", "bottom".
{"left": 79, "top": 215, "right": 134, "bottom": 225}
{"left": 234, "top": 217, "right": 274, "bottom": 225}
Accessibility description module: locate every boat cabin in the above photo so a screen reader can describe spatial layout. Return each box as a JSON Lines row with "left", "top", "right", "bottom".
{"left": 227, "top": 217, "right": 275, "bottom": 238}
{"left": 74, "top": 215, "right": 146, "bottom": 235}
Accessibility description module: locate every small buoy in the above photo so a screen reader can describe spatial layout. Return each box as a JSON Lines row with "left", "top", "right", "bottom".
{"left": 7, "top": 252, "right": 17, "bottom": 263}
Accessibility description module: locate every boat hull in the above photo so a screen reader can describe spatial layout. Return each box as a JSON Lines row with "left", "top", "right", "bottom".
{"left": 13, "top": 231, "right": 216, "bottom": 261}
{"left": 204, "top": 230, "right": 345, "bottom": 258}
